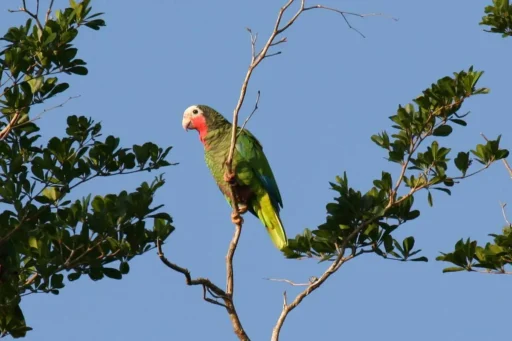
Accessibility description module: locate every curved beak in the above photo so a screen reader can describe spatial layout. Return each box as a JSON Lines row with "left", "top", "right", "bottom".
{"left": 182, "top": 116, "right": 192, "bottom": 131}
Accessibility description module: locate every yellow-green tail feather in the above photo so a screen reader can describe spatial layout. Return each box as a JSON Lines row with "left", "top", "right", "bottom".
{"left": 254, "top": 193, "right": 288, "bottom": 250}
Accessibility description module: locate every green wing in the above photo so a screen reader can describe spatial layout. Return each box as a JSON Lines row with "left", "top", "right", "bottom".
{"left": 234, "top": 129, "right": 283, "bottom": 211}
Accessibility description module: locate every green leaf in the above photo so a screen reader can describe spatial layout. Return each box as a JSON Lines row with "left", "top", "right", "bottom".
{"left": 68, "top": 272, "right": 81, "bottom": 281}
{"left": 410, "top": 256, "right": 428, "bottom": 262}
{"left": 402, "top": 236, "right": 415, "bottom": 254}
{"left": 50, "top": 274, "right": 65, "bottom": 289}
{"left": 442, "top": 267, "right": 465, "bottom": 273}
{"left": 432, "top": 125, "right": 453, "bottom": 137}
{"left": 119, "top": 262, "right": 130, "bottom": 275}
{"left": 102, "top": 268, "right": 122, "bottom": 280}
{"left": 449, "top": 118, "right": 467, "bottom": 126}
{"left": 454, "top": 152, "right": 470, "bottom": 175}
{"left": 432, "top": 187, "right": 451, "bottom": 195}
{"left": 42, "top": 187, "right": 59, "bottom": 202}
{"left": 68, "top": 66, "right": 88, "bottom": 75}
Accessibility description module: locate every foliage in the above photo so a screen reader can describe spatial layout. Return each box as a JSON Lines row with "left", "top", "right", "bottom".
{"left": 286, "top": 68, "right": 509, "bottom": 264}
{"left": 481, "top": 0, "right": 512, "bottom": 37}
{"left": 437, "top": 226, "right": 512, "bottom": 274}
{"left": 437, "top": 1, "right": 512, "bottom": 275}
{"left": 0, "top": 1, "right": 174, "bottom": 338}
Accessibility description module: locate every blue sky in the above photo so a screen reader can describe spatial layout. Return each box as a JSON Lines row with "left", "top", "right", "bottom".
{"left": 2, "top": 0, "right": 511, "bottom": 340}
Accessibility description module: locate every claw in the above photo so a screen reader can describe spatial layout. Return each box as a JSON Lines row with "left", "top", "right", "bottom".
{"left": 231, "top": 211, "right": 244, "bottom": 225}
{"left": 224, "top": 171, "right": 236, "bottom": 185}
{"left": 237, "top": 203, "right": 248, "bottom": 214}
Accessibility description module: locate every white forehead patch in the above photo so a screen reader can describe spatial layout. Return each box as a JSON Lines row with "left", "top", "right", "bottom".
{"left": 184, "top": 105, "right": 201, "bottom": 115}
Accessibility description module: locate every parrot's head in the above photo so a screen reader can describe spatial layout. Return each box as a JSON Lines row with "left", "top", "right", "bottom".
{"left": 182, "top": 105, "right": 227, "bottom": 144}
{"left": 182, "top": 105, "right": 207, "bottom": 133}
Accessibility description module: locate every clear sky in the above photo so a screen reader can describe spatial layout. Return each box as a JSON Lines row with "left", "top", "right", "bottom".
{"left": 2, "top": 0, "right": 511, "bottom": 340}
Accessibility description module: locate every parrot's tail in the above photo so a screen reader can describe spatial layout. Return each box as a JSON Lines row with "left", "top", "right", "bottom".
{"left": 255, "top": 193, "right": 288, "bottom": 250}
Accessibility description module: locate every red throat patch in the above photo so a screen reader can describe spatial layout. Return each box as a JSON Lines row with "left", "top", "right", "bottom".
{"left": 191, "top": 115, "right": 208, "bottom": 145}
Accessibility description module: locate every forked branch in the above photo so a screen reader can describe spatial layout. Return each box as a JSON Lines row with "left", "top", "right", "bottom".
{"left": 157, "top": 239, "right": 249, "bottom": 340}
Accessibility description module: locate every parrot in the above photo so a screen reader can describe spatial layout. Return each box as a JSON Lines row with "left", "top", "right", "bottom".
{"left": 182, "top": 105, "right": 288, "bottom": 251}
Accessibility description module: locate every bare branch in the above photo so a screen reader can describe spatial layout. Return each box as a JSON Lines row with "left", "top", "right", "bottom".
{"left": 271, "top": 215, "right": 380, "bottom": 340}
{"left": 270, "top": 37, "right": 287, "bottom": 47}
{"left": 157, "top": 239, "right": 227, "bottom": 298}
{"left": 303, "top": 6, "right": 397, "bottom": 38}
{"left": 46, "top": 0, "right": 55, "bottom": 23}
{"left": 226, "top": 223, "right": 242, "bottom": 295}
{"left": 203, "top": 285, "right": 228, "bottom": 308}
{"left": 9, "top": 0, "right": 44, "bottom": 32}
{"left": 226, "top": 0, "right": 389, "bottom": 179}
{"left": 500, "top": 202, "right": 512, "bottom": 227}
{"left": 246, "top": 27, "right": 258, "bottom": 61}
{"left": 0, "top": 110, "right": 21, "bottom": 141}
{"left": 157, "top": 239, "right": 250, "bottom": 340}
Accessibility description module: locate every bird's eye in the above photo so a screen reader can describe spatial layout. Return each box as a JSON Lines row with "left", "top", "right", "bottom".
{"left": 192, "top": 109, "right": 199, "bottom": 115}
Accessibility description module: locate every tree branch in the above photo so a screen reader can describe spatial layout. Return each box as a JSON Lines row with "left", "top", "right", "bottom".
{"left": 157, "top": 238, "right": 227, "bottom": 297}
{"left": 46, "top": 0, "right": 55, "bottom": 23}
{"left": 157, "top": 239, "right": 250, "bottom": 340}
{"left": 8, "top": 0, "right": 44, "bottom": 33}
{"left": 271, "top": 216, "right": 375, "bottom": 341}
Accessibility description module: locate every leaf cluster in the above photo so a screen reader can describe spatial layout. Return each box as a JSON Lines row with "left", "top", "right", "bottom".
{"left": 0, "top": 1, "right": 174, "bottom": 338}
{"left": 437, "top": 226, "right": 512, "bottom": 274}
{"left": 481, "top": 0, "right": 512, "bottom": 37}
{"left": 286, "top": 68, "right": 508, "bottom": 267}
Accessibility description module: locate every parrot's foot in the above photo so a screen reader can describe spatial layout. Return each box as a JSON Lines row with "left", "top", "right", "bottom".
{"left": 231, "top": 211, "right": 244, "bottom": 225}
{"left": 224, "top": 171, "right": 236, "bottom": 185}
{"left": 237, "top": 203, "right": 248, "bottom": 214}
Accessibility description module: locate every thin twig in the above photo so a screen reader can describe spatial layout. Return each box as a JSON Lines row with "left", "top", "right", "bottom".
{"left": 12, "top": 95, "right": 81, "bottom": 131}
{"left": 237, "top": 91, "right": 260, "bottom": 137}
{"left": 8, "top": 0, "right": 44, "bottom": 32}
{"left": 46, "top": 0, "right": 55, "bottom": 23}
{"left": 500, "top": 202, "right": 512, "bottom": 227}
{"left": 246, "top": 28, "right": 258, "bottom": 61}
{"left": 470, "top": 269, "right": 512, "bottom": 275}
{"left": 0, "top": 215, "right": 28, "bottom": 243}
{"left": 264, "top": 278, "right": 310, "bottom": 286}
{"left": 203, "top": 285, "right": 228, "bottom": 308}
{"left": 304, "top": 6, "right": 397, "bottom": 38}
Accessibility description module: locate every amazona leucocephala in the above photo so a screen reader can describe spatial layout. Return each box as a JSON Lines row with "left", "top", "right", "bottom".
{"left": 182, "top": 105, "right": 288, "bottom": 251}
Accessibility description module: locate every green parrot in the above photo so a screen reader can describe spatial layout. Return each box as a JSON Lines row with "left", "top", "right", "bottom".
{"left": 182, "top": 105, "right": 288, "bottom": 250}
